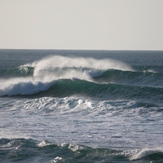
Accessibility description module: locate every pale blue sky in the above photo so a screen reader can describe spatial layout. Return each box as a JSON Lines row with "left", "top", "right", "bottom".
{"left": 0, "top": 0, "right": 163, "bottom": 50}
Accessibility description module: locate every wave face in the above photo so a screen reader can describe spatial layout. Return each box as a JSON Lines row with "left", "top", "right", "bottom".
{"left": 0, "top": 55, "right": 163, "bottom": 104}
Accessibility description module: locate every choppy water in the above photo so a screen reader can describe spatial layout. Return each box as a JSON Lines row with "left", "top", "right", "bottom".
{"left": 0, "top": 50, "right": 163, "bottom": 162}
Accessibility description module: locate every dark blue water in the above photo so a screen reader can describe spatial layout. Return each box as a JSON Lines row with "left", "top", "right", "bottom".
{"left": 0, "top": 50, "right": 163, "bottom": 162}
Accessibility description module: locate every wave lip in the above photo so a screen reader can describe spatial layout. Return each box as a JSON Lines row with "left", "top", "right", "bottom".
{"left": 33, "top": 55, "right": 134, "bottom": 77}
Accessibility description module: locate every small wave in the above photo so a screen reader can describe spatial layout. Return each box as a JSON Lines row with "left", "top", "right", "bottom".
{"left": 1, "top": 138, "right": 163, "bottom": 162}
{"left": 144, "top": 69, "right": 158, "bottom": 73}
{"left": 130, "top": 147, "right": 163, "bottom": 161}
{"left": 50, "top": 156, "right": 64, "bottom": 163}
{"left": 0, "top": 138, "right": 123, "bottom": 162}
{"left": 37, "top": 141, "right": 52, "bottom": 147}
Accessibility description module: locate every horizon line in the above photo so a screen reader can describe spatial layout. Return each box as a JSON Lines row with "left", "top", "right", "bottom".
{"left": 0, "top": 48, "right": 163, "bottom": 52}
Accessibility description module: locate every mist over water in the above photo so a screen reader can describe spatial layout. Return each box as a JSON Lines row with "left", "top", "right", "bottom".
{"left": 33, "top": 55, "right": 133, "bottom": 76}
{"left": 0, "top": 50, "right": 163, "bottom": 163}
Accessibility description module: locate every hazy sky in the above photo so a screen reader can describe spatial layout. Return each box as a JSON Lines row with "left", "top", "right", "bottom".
{"left": 0, "top": 0, "right": 163, "bottom": 50}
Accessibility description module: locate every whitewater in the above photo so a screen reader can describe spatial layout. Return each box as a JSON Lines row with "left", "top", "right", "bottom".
{"left": 0, "top": 49, "right": 163, "bottom": 163}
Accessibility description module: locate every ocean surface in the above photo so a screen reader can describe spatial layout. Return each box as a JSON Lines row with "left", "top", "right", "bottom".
{"left": 0, "top": 49, "right": 163, "bottom": 163}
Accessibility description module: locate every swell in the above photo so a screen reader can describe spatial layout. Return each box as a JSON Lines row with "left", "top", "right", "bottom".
{"left": 94, "top": 69, "right": 163, "bottom": 87}
{"left": 0, "top": 138, "right": 162, "bottom": 163}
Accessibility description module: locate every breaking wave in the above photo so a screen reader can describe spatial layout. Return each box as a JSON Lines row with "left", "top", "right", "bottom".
{"left": 0, "top": 55, "right": 163, "bottom": 104}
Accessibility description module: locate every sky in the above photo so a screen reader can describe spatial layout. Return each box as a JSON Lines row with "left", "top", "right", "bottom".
{"left": 0, "top": 0, "right": 163, "bottom": 50}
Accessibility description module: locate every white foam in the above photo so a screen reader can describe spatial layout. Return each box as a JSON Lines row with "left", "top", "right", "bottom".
{"left": 68, "top": 144, "right": 84, "bottom": 152}
{"left": 130, "top": 147, "right": 163, "bottom": 160}
{"left": 147, "top": 69, "right": 157, "bottom": 73}
{"left": 60, "top": 143, "right": 84, "bottom": 152}
{"left": 37, "top": 141, "right": 51, "bottom": 147}
{"left": 0, "top": 77, "right": 53, "bottom": 96}
{"left": 143, "top": 69, "right": 158, "bottom": 73}
{"left": 51, "top": 156, "right": 64, "bottom": 163}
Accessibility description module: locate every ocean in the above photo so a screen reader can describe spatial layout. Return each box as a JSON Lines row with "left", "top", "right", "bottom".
{"left": 0, "top": 49, "right": 163, "bottom": 163}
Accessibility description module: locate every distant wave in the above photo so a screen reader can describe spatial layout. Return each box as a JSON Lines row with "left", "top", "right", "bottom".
{"left": 94, "top": 69, "right": 163, "bottom": 87}
{"left": 0, "top": 66, "right": 34, "bottom": 78}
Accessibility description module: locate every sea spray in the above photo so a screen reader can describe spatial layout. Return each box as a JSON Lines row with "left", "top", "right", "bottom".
{"left": 33, "top": 55, "right": 134, "bottom": 77}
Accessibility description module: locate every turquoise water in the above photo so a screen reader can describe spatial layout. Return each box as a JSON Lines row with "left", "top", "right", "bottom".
{"left": 0, "top": 50, "right": 163, "bottom": 162}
